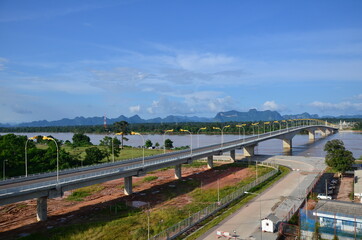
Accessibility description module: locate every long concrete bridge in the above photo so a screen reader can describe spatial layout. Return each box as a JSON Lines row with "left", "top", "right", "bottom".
{"left": 0, "top": 124, "right": 337, "bottom": 221}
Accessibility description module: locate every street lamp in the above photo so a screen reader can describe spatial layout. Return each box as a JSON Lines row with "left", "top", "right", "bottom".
{"left": 236, "top": 124, "right": 246, "bottom": 141}
{"left": 43, "top": 136, "right": 59, "bottom": 182}
{"left": 131, "top": 132, "right": 145, "bottom": 166}
{"left": 25, "top": 136, "right": 38, "bottom": 177}
{"left": 112, "top": 132, "right": 123, "bottom": 163}
{"left": 273, "top": 121, "right": 280, "bottom": 132}
{"left": 212, "top": 127, "right": 222, "bottom": 146}
{"left": 180, "top": 129, "right": 192, "bottom": 156}
{"left": 221, "top": 125, "right": 230, "bottom": 147}
{"left": 3, "top": 159, "right": 8, "bottom": 180}
{"left": 163, "top": 129, "right": 173, "bottom": 153}
{"left": 244, "top": 191, "right": 262, "bottom": 240}
{"left": 197, "top": 127, "right": 207, "bottom": 148}
{"left": 163, "top": 129, "right": 174, "bottom": 153}
{"left": 264, "top": 122, "right": 270, "bottom": 135}
{"left": 252, "top": 123, "right": 259, "bottom": 138}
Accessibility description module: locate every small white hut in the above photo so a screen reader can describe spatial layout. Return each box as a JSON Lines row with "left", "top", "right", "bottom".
{"left": 261, "top": 213, "right": 279, "bottom": 233}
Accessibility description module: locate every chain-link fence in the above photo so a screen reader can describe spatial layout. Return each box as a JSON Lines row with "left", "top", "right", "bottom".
{"left": 300, "top": 208, "right": 362, "bottom": 239}
{"left": 150, "top": 163, "right": 278, "bottom": 240}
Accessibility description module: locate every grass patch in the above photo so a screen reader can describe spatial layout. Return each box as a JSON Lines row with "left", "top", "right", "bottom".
{"left": 20, "top": 164, "right": 285, "bottom": 240}
{"left": 182, "top": 166, "right": 290, "bottom": 240}
{"left": 142, "top": 176, "right": 158, "bottom": 182}
{"left": 67, "top": 184, "right": 104, "bottom": 202}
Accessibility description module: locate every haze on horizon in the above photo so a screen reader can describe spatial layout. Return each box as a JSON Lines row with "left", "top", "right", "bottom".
{"left": 0, "top": 0, "right": 362, "bottom": 124}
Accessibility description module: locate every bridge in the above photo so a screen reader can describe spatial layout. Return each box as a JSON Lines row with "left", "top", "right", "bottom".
{"left": 0, "top": 122, "right": 337, "bottom": 222}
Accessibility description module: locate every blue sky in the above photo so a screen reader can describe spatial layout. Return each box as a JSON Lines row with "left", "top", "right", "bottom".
{"left": 1, "top": 0, "right": 362, "bottom": 123}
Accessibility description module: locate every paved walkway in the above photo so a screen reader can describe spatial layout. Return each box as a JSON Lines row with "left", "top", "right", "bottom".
{"left": 197, "top": 155, "right": 325, "bottom": 240}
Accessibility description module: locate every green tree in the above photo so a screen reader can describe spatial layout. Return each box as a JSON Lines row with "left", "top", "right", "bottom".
{"left": 113, "top": 121, "right": 129, "bottom": 148}
{"left": 164, "top": 139, "right": 173, "bottom": 149}
{"left": 72, "top": 133, "right": 92, "bottom": 147}
{"left": 324, "top": 139, "right": 355, "bottom": 174}
{"left": 99, "top": 136, "right": 121, "bottom": 161}
{"left": 155, "top": 142, "right": 160, "bottom": 148}
{"left": 0, "top": 134, "right": 29, "bottom": 178}
{"left": 84, "top": 147, "right": 106, "bottom": 165}
{"left": 145, "top": 139, "right": 153, "bottom": 148}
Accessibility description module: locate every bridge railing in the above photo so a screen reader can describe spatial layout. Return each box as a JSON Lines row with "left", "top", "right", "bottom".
{"left": 0, "top": 125, "right": 334, "bottom": 192}
{"left": 150, "top": 162, "right": 279, "bottom": 240}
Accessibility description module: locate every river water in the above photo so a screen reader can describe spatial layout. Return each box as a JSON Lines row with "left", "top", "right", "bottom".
{"left": 3, "top": 131, "right": 362, "bottom": 159}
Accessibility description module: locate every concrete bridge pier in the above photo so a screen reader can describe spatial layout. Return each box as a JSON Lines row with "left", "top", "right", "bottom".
{"left": 36, "top": 196, "right": 48, "bottom": 221}
{"left": 308, "top": 130, "right": 315, "bottom": 141}
{"left": 282, "top": 138, "right": 292, "bottom": 150}
{"left": 243, "top": 145, "right": 256, "bottom": 157}
{"left": 207, "top": 156, "right": 213, "bottom": 169}
{"left": 175, "top": 164, "right": 182, "bottom": 179}
{"left": 124, "top": 176, "right": 132, "bottom": 195}
{"left": 230, "top": 150, "right": 236, "bottom": 161}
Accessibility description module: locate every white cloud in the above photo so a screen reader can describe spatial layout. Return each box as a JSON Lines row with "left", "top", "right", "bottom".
{"left": 310, "top": 101, "right": 362, "bottom": 112}
{"left": 262, "top": 101, "right": 285, "bottom": 111}
{"left": 175, "top": 53, "right": 236, "bottom": 72}
{"left": 129, "top": 105, "right": 140, "bottom": 113}
{"left": 0, "top": 57, "right": 8, "bottom": 71}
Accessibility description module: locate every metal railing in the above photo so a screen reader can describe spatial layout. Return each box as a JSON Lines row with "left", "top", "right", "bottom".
{"left": 150, "top": 162, "right": 279, "bottom": 240}
{"left": 0, "top": 125, "right": 335, "bottom": 197}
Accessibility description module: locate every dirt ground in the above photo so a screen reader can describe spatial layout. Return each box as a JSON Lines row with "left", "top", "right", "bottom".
{"left": 0, "top": 163, "right": 254, "bottom": 239}
{"left": 335, "top": 175, "right": 354, "bottom": 201}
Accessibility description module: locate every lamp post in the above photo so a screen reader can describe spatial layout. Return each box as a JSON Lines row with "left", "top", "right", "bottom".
{"left": 43, "top": 136, "right": 59, "bottom": 182}
{"left": 264, "top": 122, "right": 270, "bottom": 135}
{"left": 244, "top": 191, "right": 262, "bottom": 240}
{"left": 197, "top": 127, "right": 207, "bottom": 148}
{"left": 112, "top": 132, "right": 123, "bottom": 163}
{"left": 273, "top": 121, "right": 280, "bottom": 132}
{"left": 252, "top": 123, "right": 259, "bottom": 138}
{"left": 131, "top": 132, "right": 145, "bottom": 166}
{"left": 221, "top": 125, "right": 230, "bottom": 147}
{"left": 25, "top": 136, "right": 38, "bottom": 177}
{"left": 3, "top": 159, "right": 8, "bottom": 180}
{"left": 163, "top": 129, "right": 174, "bottom": 153}
{"left": 212, "top": 127, "right": 222, "bottom": 147}
{"left": 236, "top": 124, "right": 246, "bottom": 141}
{"left": 180, "top": 129, "right": 192, "bottom": 156}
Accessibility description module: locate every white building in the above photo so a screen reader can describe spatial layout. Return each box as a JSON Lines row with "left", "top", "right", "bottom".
{"left": 261, "top": 213, "right": 279, "bottom": 233}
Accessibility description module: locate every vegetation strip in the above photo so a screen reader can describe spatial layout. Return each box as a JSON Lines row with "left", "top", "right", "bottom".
{"left": 182, "top": 166, "right": 290, "bottom": 240}
{"left": 150, "top": 162, "right": 280, "bottom": 240}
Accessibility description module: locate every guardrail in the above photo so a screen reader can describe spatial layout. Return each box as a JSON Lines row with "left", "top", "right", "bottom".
{"left": 0, "top": 125, "right": 335, "bottom": 197}
{"left": 150, "top": 162, "right": 279, "bottom": 240}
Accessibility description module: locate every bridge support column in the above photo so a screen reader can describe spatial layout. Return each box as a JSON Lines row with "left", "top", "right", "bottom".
{"left": 230, "top": 150, "right": 236, "bottom": 162}
{"left": 207, "top": 156, "right": 213, "bottom": 169}
{"left": 36, "top": 196, "right": 48, "bottom": 221}
{"left": 308, "top": 130, "right": 315, "bottom": 141}
{"left": 320, "top": 129, "right": 327, "bottom": 137}
{"left": 243, "top": 145, "right": 255, "bottom": 157}
{"left": 175, "top": 164, "right": 182, "bottom": 179}
{"left": 283, "top": 139, "right": 292, "bottom": 149}
{"left": 124, "top": 176, "right": 132, "bottom": 195}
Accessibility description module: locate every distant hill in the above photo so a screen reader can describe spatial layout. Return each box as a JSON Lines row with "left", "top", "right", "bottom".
{"left": 283, "top": 112, "right": 319, "bottom": 120}
{"left": 4, "top": 109, "right": 359, "bottom": 127}
{"left": 214, "top": 109, "right": 283, "bottom": 122}
{"left": 322, "top": 114, "right": 362, "bottom": 119}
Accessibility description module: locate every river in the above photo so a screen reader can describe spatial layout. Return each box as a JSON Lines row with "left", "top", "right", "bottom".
{"left": 2, "top": 131, "right": 362, "bottom": 159}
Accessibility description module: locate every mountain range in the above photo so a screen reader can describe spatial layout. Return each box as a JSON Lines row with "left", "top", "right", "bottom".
{"left": 0, "top": 109, "right": 332, "bottom": 127}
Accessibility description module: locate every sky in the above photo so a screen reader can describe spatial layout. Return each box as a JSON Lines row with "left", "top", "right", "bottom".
{"left": 0, "top": 0, "right": 362, "bottom": 123}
